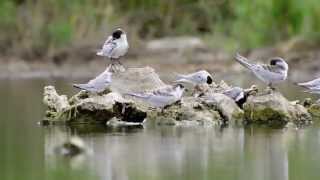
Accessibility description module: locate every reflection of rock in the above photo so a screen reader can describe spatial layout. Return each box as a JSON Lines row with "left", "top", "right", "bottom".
{"left": 243, "top": 91, "right": 311, "bottom": 127}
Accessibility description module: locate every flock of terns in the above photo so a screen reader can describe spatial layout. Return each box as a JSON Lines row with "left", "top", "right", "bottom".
{"left": 73, "top": 28, "right": 320, "bottom": 110}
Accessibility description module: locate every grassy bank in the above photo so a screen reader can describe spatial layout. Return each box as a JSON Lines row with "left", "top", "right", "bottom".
{"left": 1, "top": 0, "right": 320, "bottom": 59}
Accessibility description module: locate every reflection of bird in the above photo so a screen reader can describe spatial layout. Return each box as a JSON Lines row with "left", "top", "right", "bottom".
{"left": 73, "top": 66, "right": 112, "bottom": 93}
{"left": 235, "top": 53, "right": 288, "bottom": 89}
{"left": 175, "top": 70, "right": 213, "bottom": 85}
{"left": 126, "top": 84, "right": 185, "bottom": 109}
{"left": 222, "top": 85, "right": 258, "bottom": 107}
{"left": 97, "top": 28, "right": 129, "bottom": 68}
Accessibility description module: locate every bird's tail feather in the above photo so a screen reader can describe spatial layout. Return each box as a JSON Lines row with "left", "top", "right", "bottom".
{"left": 295, "top": 81, "right": 314, "bottom": 89}
{"left": 234, "top": 53, "right": 253, "bottom": 69}
{"left": 96, "top": 50, "right": 103, "bottom": 56}
{"left": 175, "top": 73, "right": 187, "bottom": 79}
{"left": 173, "top": 73, "right": 190, "bottom": 83}
{"left": 125, "top": 92, "right": 148, "bottom": 99}
{"left": 73, "top": 84, "right": 88, "bottom": 90}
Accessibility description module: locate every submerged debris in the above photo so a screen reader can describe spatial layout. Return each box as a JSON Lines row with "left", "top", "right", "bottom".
{"left": 54, "top": 137, "right": 87, "bottom": 157}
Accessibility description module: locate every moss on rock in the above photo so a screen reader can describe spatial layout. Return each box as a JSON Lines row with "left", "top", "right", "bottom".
{"left": 243, "top": 91, "right": 311, "bottom": 127}
{"left": 308, "top": 104, "right": 320, "bottom": 118}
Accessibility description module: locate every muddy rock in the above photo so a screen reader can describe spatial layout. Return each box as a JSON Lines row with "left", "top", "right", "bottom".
{"left": 43, "top": 66, "right": 314, "bottom": 127}
{"left": 308, "top": 103, "right": 320, "bottom": 118}
{"left": 110, "top": 66, "right": 167, "bottom": 94}
{"left": 43, "top": 89, "right": 147, "bottom": 124}
{"left": 147, "top": 97, "right": 222, "bottom": 126}
{"left": 202, "top": 93, "right": 244, "bottom": 124}
{"left": 243, "top": 91, "right": 311, "bottom": 127}
{"left": 43, "top": 86, "right": 70, "bottom": 112}
{"left": 43, "top": 67, "right": 167, "bottom": 124}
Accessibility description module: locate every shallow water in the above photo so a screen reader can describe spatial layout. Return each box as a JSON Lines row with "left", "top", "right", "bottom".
{"left": 1, "top": 77, "right": 320, "bottom": 180}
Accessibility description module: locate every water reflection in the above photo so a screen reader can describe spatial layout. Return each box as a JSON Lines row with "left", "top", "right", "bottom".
{"left": 42, "top": 123, "right": 320, "bottom": 180}
{"left": 2, "top": 78, "right": 320, "bottom": 180}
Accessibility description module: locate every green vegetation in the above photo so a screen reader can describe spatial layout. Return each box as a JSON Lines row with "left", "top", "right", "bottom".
{"left": 1, "top": 0, "right": 320, "bottom": 57}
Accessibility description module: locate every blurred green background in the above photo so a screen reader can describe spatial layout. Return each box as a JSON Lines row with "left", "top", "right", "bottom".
{"left": 1, "top": 0, "right": 320, "bottom": 58}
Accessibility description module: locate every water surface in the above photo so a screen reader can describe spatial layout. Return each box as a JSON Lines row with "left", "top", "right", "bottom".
{"left": 1, "top": 78, "right": 320, "bottom": 180}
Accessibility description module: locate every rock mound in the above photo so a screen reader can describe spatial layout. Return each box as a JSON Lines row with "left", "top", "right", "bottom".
{"left": 42, "top": 66, "right": 315, "bottom": 127}
{"left": 243, "top": 91, "right": 311, "bottom": 127}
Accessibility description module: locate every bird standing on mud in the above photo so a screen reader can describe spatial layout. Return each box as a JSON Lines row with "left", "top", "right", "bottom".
{"left": 234, "top": 53, "right": 288, "bottom": 90}
{"left": 297, "top": 77, "right": 320, "bottom": 103}
{"left": 97, "top": 28, "right": 129, "bottom": 71}
{"left": 73, "top": 65, "right": 112, "bottom": 93}
{"left": 174, "top": 70, "right": 213, "bottom": 85}
{"left": 125, "top": 84, "right": 185, "bottom": 110}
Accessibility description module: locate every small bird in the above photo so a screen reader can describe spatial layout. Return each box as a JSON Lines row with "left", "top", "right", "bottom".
{"left": 222, "top": 85, "right": 258, "bottom": 107}
{"left": 73, "top": 66, "right": 112, "bottom": 93}
{"left": 235, "top": 53, "right": 288, "bottom": 89}
{"left": 297, "top": 77, "right": 320, "bottom": 94}
{"left": 222, "top": 87, "right": 245, "bottom": 102}
{"left": 97, "top": 28, "right": 129, "bottom": 68}
{"left": 126, "top": 84, "right": 185, "bottom": 109}
{"left": 174, "top": 70, "right": 213, "bottom": 85}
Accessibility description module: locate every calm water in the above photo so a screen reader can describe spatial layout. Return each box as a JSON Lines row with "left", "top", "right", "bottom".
{"left": 1, "top": 77, "right": 320, "bottom": 180}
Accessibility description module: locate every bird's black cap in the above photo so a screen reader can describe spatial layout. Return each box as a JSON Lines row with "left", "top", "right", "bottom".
{"left": 207, "top": 76, "right": 213, "bottom": 84}
{"left": 270, "top": 58, "right": 282, "bottom": 65}
{"left": 175, "top": 84, "right": 185, "bottom": 89}
{"left": 112, "top": 29, "right": 123, "bottom": 39}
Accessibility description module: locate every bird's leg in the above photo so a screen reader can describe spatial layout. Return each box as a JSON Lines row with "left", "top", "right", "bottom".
{"left": 109, "top": 58, "right": 117, "bottom": 72}
{"left": 266, "top": 83, "right": 276, "bottom": 94}
{"left": 116, "top": 59, "right": 123, "bottom": 66}
{"left": 115, "top": 58, "right": 125, "bottom": 72}
{"left": 269, "top": 83, "right": 276, "bottom": 90}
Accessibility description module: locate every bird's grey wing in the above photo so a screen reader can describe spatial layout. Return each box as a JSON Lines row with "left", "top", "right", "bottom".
{"left": 298, "top": 78, "right": 320, "bottom": 88}
{"left": 103, "top": 41, "right": 117, "bottom": 55}
{"left": 235, "top": 53, "right": 269, "bottom": 75}
{"left": 223, "top": 88, "right": 243, "bottom": 101}
{"left": 261, "top": 64, "right": 284, "bottom": 74}
{"left": 152, "top": 88, "right": 175, "bottom": 97}
{"left": 97, "top": 36, "right": 117, "bottom": 56}
{"left": 126, "top": 92, "right": 152, "bottom": 99}
{"left": 73, "top": 83, "right": 96, "bottom": 92}
{"left": 88, "top": 72, "right": 112, "bottom": 85}
{"left": 235, "top": 53, "right": 256, "bottom": 69}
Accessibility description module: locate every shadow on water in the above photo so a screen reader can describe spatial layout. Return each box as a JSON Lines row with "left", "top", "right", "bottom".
{"left": 1, "top": 77, "right": 320, "bottom": 180}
